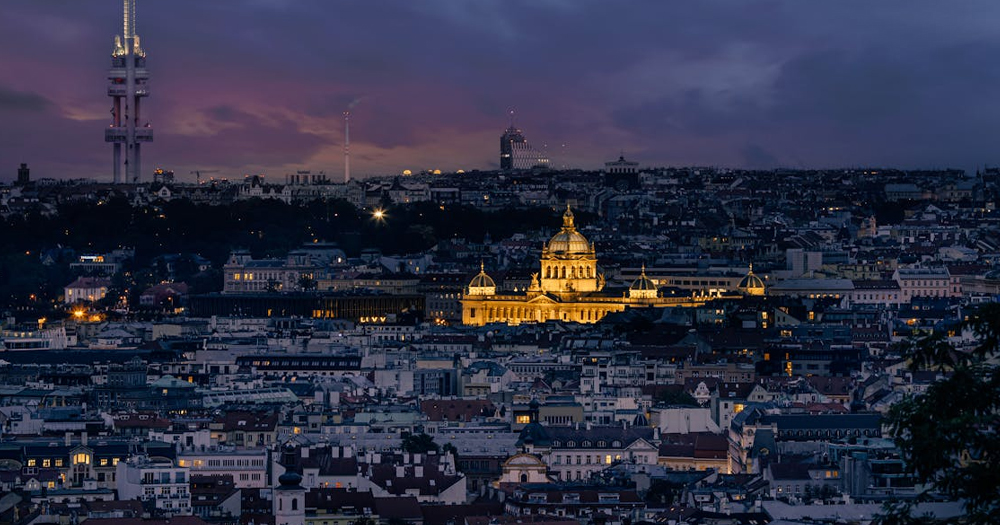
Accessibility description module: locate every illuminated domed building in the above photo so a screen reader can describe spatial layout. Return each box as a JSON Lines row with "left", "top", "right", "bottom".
{"left": 629, "top": 265, "right": 658, "bottom": 300}
{"left": 737, "top": 264, "right": 766, "bottom": 296}
{"left": 467, "top": 262, "right": 497, "bottom": 296}
{"left": 461, "top": 206, "right": 746, "bottom": 326}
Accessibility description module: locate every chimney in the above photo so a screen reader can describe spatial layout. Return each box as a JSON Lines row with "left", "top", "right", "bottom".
{"left": 302, "top": 447, "right": 310, "bottom": 458}
{"left": 65, "top": 432, "right": 72, "bottom": 446}
{"left": 81, "top": 432, "right": 88, "bottom": 446}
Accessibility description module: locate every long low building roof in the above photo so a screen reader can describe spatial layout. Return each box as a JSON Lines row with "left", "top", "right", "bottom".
{"left": 769, "top": 279, "right": 855, "bottom": 291}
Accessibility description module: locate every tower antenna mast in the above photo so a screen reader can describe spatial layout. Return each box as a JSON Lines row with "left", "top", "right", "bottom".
{"left": 344, "top": 111, "right": 351, "bottom": 183}
{"left": 106, "top": 0, "right": 152, "bottom": 183}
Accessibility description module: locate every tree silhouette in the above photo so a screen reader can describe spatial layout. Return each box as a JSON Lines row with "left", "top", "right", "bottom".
{"left": 876, "top": 303, "right": 1000, "bottom": 525}
{"left": 401, "top": 433, "right": 439, "bottom": 454}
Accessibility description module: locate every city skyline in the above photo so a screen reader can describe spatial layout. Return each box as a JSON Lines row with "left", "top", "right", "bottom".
{"left": 2, "top": 1, "right": 1000, "bottom": 181}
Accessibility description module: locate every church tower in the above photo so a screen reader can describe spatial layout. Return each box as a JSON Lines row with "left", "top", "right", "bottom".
{"left": 273, "top": 471, "right": 305, "bottom": 525}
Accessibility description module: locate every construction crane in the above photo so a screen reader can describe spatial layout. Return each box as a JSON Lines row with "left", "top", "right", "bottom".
{"left": 190, "top": 170, "right": 220, "bottom": 184}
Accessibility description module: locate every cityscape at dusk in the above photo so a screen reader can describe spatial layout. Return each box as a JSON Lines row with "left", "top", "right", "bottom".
{"left": 0, "top": 2, "right": 997, "bottom": 525}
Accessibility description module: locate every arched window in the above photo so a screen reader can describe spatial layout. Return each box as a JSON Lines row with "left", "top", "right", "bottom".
{"left": 520, "top": 473, "right": 528, "bottom": 483}
{"left": 279, "top": 499, "right": 283, "bottom": 511}
{"left": 291, "top": 498, "right": 298, "bottom": 511}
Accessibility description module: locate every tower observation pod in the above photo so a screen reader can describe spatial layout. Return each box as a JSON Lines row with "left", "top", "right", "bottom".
{"left": 106, "top": 0, "right": 152, "bottom": 184}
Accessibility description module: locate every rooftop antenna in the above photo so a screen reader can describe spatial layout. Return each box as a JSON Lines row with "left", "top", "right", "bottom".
{"left": 124, "top": 0, "right": 135, "bottom": 44}
{"left": 508, "top": 108, "right": 515, "bottom": 129}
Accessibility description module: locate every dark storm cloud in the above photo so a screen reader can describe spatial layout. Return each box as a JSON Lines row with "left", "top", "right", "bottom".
{"left": 0, "top": 85, "right": 51, "bottom": 112}
{"left": 741, "top": 144, "right": 779, "bottom": 169}
{"left": 157, "top": 106, "right": 328, "bottom": 168}
{"left": 1, "top": 0, "right": 1000, "bottom": 180}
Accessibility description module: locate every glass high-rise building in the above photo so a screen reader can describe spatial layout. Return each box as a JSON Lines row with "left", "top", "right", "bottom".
{"left": 500, "top": 126, "right": 549, "bottom": 170}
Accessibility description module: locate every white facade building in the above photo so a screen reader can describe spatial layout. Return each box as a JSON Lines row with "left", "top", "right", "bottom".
{"left": 116, "top": 456, "right": 191, "bottom": 515}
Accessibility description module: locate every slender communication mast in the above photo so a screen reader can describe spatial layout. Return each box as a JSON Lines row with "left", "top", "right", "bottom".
{"left": 344, "top": 111, "right": 351, "bottom": 183}
{"left": 106, "top": 0, "right": 152, "bottom": 183}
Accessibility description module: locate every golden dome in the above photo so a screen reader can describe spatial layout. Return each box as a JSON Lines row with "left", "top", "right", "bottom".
{"left": 467, "top": 262, "right": 496, "bottom": 295}
{"left": 629, "top": 265, "right": 658, "bottom": 299}
{"left": 630, "top": 266, "right": 657, "bottom": 292}
{"left": 738, "top": 264, "right": 765, "bottom": 296}
{"left": 545, "top": 205, "right": 593, "bottom": 256}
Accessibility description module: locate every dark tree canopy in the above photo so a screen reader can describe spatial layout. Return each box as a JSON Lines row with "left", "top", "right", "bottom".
{"left": 401, "top": 432, "right": 439, "bottom": 454}
{"left": 877, "top": 303, "right": 1000, "bottom": 525}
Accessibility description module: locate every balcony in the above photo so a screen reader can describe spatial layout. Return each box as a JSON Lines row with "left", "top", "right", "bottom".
{"left": 105, "top": 127, "right": 126, "bottom": 143}
{"left": 107, "top": 84, "right": 150, "bottom": 97}
{"left": 105, "top": 127, "right": 153, "bottom": 143}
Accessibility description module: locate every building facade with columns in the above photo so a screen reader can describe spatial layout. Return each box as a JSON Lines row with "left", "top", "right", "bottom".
{"left": 461, "top": 206, "right": 750, "bottom": 326}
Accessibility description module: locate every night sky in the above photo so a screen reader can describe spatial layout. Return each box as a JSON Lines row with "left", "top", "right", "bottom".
{"left": 1, "top": 1, "right": 998, "bottom": 182}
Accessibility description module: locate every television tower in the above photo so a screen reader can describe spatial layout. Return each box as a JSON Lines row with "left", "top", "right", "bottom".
{"left": 343, "top": 111, "right": 351, "bottom": 183}
{"left": 106, "top": 0, "right": 152, "bottom": 184}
